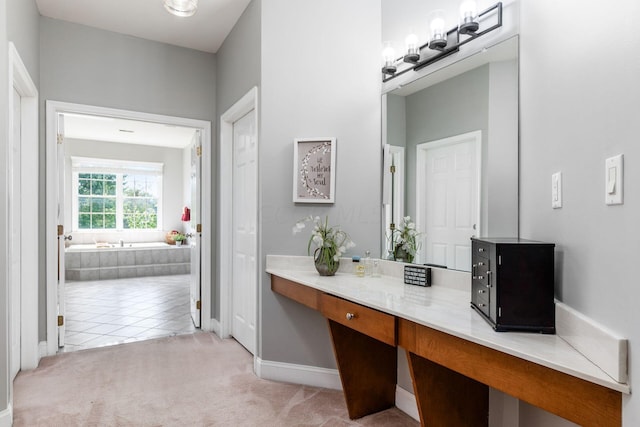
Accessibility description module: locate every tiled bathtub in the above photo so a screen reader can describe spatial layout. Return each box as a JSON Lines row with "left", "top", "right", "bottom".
{"left": 65, "top": 242, "right": 191, "bottom": 281}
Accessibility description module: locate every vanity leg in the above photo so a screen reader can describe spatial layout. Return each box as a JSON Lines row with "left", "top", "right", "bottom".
{"left": 327, "top": 319, "right": 397, "bottom": 419}
{"left": 408, "top": 351, "right": 488, "bottom": 426}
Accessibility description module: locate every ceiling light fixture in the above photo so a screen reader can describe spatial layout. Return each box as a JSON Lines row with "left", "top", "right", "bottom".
{"left": 381, "top": 2, "right": 503, "bottom": 82}
{"left": 164, "top": 0, "right": 198, "bottom": 17}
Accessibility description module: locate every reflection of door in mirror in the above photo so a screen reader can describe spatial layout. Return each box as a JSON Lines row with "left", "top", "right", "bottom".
{"left": 383, "top": 146, "right": 405, "bottom": 258}
{"left": 416, "top": 131, "right": 481, "bottom": 270}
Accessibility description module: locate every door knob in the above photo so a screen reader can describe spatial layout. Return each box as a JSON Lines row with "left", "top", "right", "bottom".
{"left": 64, "top": 235, "right": 72, "bottom": 241}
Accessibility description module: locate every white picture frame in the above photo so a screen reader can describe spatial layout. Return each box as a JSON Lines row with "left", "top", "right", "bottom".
{"left": 293, "top": 137, "right": 336, "bottom": 204}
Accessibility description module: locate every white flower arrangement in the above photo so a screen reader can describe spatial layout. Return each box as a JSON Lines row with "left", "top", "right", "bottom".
{"left": 391, "top": 216, "right": 421, "bottom": 263}
{"left": 293, "top": 215, "right": 355, "bottom": 265}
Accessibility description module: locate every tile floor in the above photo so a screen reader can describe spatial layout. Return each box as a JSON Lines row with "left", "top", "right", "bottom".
{"left": 61, "top": 274, "right": 196, "bottom": 353}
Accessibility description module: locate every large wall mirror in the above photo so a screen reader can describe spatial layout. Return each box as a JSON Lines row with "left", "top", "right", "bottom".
{"left": 382, "top": 35, "right": 519, "bottom": 271}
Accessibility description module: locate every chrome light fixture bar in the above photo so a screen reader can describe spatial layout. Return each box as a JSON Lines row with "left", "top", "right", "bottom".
{"left": 382, "top": 2, "right": 502, "bottom": 82}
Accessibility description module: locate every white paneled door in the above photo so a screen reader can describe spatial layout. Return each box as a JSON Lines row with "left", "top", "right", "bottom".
{"left": 10, "top": 87, "right": 22, "bottom": 380}
{"left": 231, "top": 109, "right": 257, "bottom": 354}
{"left": 417, "top": 131, "right": 481, "bottom": 271}
{"left": 190, "top": 132, "right": 202, "bottom": 328}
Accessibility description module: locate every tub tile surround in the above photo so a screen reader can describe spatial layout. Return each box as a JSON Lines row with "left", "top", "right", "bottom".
{"left": 66, "top": 244, "right": 190, "bottom": 281}
{"left": 265, "top": 255, "right": 630, "bottom": 394}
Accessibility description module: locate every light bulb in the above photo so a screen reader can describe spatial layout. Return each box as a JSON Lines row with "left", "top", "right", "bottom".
{"left": 459, "top": 1, "right": 479, "bottom": 34}
{"left": 428, "top": 10, "right": 448, "bottom": 50}
{"left": 381, "top": 41, "right": 397, "bottom": 75}
{"left": 404, "top": 32, "right": 420, "bottom": 63}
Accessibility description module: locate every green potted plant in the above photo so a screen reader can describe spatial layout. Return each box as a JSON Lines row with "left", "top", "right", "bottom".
{"left": 173, "top": 233, "right": 187, "bottom": 246}
{"left": 390, "top": 216, "right": 420, "bottom": 263}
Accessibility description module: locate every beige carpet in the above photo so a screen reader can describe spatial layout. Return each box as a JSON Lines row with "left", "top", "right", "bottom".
{"left": 13, "top": 333, "right": 418, "bottom": 426}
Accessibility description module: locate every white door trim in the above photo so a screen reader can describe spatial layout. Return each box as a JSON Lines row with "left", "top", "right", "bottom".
{"left": 219, "top": 87, "right": 259, "bottom": 351}
{"left": 8, "top": 42, "right": 39, "bottom": 371}
{"left": 45, "top": 101, "right": 213, "bottom": 355}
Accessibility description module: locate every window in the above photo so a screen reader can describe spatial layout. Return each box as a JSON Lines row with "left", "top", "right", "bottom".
{"left": 72, "top": 157, "right": 163, "bottom": 231}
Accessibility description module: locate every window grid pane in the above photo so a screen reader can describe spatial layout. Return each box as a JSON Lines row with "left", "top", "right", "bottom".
{"left": 75, "top": 170, "right": 160, "bottom": 231}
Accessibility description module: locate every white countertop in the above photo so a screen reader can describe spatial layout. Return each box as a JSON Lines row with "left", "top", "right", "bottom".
{"left": 266, "top": 256, "right": 630, "bottom": 394}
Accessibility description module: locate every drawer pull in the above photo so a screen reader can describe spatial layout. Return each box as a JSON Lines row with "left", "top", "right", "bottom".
{"left": 478, "top": 248, "right": 485, "bottom": 253}
{"left": 478, "top": 262, "right": 484, "bottom": 266}
{"left": 346, "top": 312, "right": 356, "bottom": 320}
{"left": 478, "top": 275, "right": 484, "bottom": 280}
{"left": 478, "top": 290, "right": 486, "bottom": 294}
{"left": 479, "top": 303, "right": 487, "bottom": 307}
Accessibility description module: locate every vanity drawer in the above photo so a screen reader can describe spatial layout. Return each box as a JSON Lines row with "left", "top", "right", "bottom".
{"left": 320, "top": 293, "right": 396, "bottom": 346}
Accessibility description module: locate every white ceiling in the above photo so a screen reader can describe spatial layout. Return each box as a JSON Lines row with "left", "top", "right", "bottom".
{"left": 35, "top": 0, "right": 252, "bottom": 53}
{"left": 63, "top": 113, "right": 197, "bottom": 149}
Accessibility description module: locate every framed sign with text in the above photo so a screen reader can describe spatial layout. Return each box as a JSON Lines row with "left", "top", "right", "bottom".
{"left": 293, "top": 137, "right": 336, "bottom": 204}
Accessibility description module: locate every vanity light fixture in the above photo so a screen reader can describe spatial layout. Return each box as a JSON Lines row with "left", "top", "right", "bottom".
{"left": 164, "top": 0, "right": 198, "bottom": 17}
{"left": 382, "top": 1, "right": 502, "bottom": 82}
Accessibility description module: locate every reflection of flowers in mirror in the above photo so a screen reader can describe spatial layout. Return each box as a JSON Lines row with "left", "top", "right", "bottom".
{"left": 391, "top": 216, "right": 421, "bottom": 263}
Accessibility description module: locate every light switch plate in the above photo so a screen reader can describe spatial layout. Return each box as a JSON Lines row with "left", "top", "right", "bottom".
{"left": 605, "top": 154, "right": 623, "bottom": 205}
{"left": 552, "top": 171, "right": 562, "bottom": 209}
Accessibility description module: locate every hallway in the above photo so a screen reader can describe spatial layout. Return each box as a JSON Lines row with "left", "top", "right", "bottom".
{"left": 61, "top": 274, "right": 195, "bottom": 352}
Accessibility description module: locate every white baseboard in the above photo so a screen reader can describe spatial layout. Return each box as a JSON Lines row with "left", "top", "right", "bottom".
{"left": 208, "top": 318, "right": 221, "bottom": 336}
{"left": 0, "top": 403, "right": 12, "bottom": 427}
{"left": 555, "top": 302, "right": 628, "bottom": 383}
{"left": 395, "top": 385, "right": 419, "bottom": 421}
{"left": 255, "top": 357, "right": 342, "bottom": 390}
{"left": 38, "top": 341, "right": 48, "bottom": 360}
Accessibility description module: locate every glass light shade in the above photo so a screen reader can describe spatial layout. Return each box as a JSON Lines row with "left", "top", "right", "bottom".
{"left": 164, "top": 0, "right": 198, "bottom": 17}
{"left": 381, "top": 41, "right": 397, "bottom": 75}
{"left": 459, "top": 1, "right": 479, "bottom": 34}
{"left": 428, "top": 10, "right": 448, "bottom": 50}
{"left": 404, "top": 32, "right": 420, "bottom": 63}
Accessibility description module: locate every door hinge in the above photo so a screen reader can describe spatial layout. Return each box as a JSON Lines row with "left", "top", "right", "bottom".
{"left": 58, "top": 315, "right": 64, "bottom": 326}
{"left": 390, "top": 165, "right": 396, "bottom": 174}
{"left": 196, "top": 146, "right": 202, "bottom": 157}
{"left": 196, "top": 224, "right": 202, "bottom": 233}
{"left": 57, "top": 133, "right": 64, "bottom": 144}
{"left": 196, "top": 300, "right": 201, "bottom": 310}
{"left": 57, "top": 225, "right": 64, "bottom": 236}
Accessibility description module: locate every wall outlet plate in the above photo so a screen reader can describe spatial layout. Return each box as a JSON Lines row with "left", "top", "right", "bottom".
{"left": 605, "top": 154, "right": 623, "bottom": 205}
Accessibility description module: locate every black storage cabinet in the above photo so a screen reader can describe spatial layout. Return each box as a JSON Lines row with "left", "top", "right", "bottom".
{"left": 470, "top": 237, "right": 555, "bottom": 333}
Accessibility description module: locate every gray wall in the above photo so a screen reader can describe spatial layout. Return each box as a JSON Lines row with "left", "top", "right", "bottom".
{"left": 260, "top": 0, "right": 381, "bottom": 365}
{"left": 39, "top": 18, "right": 216, "bottom": 340}
{"left": 7, "top": 0, "right": 39, "bottom": 85}
{"left": 520, "top": 1, "right": 640, "bottom": 425}
{"left": 214, "top": 0, "right": 262, "bottom": 320}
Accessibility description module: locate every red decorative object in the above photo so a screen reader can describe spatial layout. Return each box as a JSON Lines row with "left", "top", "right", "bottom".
{"left": 182, "top": 206, "right": 191, "bottom": 222}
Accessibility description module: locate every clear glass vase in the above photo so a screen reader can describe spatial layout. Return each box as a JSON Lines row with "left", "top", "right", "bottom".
{"left": 314, "top": 247, "right": 339, "bottom": 276}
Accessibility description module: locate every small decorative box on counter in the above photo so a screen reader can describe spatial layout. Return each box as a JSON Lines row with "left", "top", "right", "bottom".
{"left": 404, "top": 265, "right": 431, "bottom": 287}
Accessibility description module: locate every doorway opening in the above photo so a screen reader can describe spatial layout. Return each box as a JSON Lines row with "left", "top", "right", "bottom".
{"left": 45, "top": 102, "right": 212, "bottom": 355}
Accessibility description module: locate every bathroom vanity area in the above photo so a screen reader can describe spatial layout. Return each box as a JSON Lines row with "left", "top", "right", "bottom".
{"left": 267, "top": 255, "right": 628, "bottom": 427}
